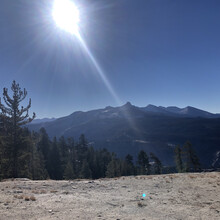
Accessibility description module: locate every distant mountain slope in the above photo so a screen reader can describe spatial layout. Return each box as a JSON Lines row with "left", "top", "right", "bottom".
{"left": 142, "top": 104, "right": 220, "bottom": 118}
{"left": 27, "top": 103, "right": 220, "bottom": 167}
{"left": 30, "top": 118, "right": 56, "bottom": 124}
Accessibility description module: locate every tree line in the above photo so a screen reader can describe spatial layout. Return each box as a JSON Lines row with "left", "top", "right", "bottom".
{"left": 0, "top": 126, "right": 163, "bottom": 180}
{"left": 0, "top": 81, "right": 200, "bottom": 180}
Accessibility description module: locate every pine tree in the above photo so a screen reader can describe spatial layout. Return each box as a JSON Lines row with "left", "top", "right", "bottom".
{"left": 80, "top": 159, "right": 92, "bottom": 179}
{"left": 48, "top": 137, "right": 62, "bottom": 179}
{"left": 106, "top": 153, "right": 121, "bottom": 178}
{"left": 0, "top": 81, "right": 35, "bottom": 177}
{"left": 73, "top": 134, "right": 88, "bottom": 176}
{"left": 30, "top": 131, "right": 48, "bottom": 180}
{"left": 0, "top": 122, "right": 12, "bottom": 178}
{"left": 182, "top": 142, "right": 201, "bottom": 172}
{"left": 58, "top": 136, "right": 69, "bottom": 174}
{"left": 64, "top": 161, "right": 75, "bottom": 180}
{"left": 150, "top": 152, "right": 162, "bottom": 174}
{"left": 174, "top": 146, "right": 183, "bottom": 173}
{"left": 0, "top": 133, "right": 12, "bottom": 179}
{"left": 105, "top": 160, "right": 115, "bottom": 178}
{"left": 37, "top": 128, "right": 51, "bottom": 172}
{"left": 122, "top": 154, "right": 134, "bottom": 176}
{"left": 137, "top": 150, "right": 150, "bottom": 175}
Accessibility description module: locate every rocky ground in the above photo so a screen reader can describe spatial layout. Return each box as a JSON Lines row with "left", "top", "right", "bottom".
{"left": 0, "top": 172, "right": 219, "bottom": 220}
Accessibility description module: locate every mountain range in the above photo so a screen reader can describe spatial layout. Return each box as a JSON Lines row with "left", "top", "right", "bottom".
{"left": 28, "top": 103, "right": 220, "bottom": 168}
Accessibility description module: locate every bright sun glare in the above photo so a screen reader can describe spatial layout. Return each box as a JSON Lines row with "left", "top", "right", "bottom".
{"left": 52, "top": 0, "right": 79, "bottom": 35}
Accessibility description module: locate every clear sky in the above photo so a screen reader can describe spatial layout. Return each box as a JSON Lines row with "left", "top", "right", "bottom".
{"left": 0, "top": 0, "right": 220, "bottom": 118}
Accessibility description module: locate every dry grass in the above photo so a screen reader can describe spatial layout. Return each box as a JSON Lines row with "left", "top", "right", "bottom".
{"left": 24, "top": 196, "right": 30, "bottom": 201}
{"left": 14, "top": 195, "right": 37, "bottom": 201}
{"left": 14, "top": 195, "right": 24, "bottom": 199}
{"left": 188, "top": 175, "right": 196, "bottom": 179}
{"left": 145, "top": 176, "right": 153, "bottom": 180}
{"left": 137, "top": 201, "right": 146, "bottom": 207}
{"left": 32, "top": 190, "right": 46, "bottom": 194}
{"left": 30, "top": 196, "right": 36, "bottom": 201}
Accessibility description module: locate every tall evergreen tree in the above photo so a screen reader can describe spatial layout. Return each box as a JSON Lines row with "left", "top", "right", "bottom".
{"left": 106, "top": 153, "right": 121, "bottom": 178}
{"left": 0, "top": 132, "right": 11, "bottom": 179}
{"left": 150, "top": 152, "right": 162, "bottom": 174}
{"left": 0, "top": 81, "right": 35, "bottom": 177}
{"left": 58, "top": 136, "right": 69, "bottom": 174}
{"left": 80, "top": 159, "right": 92, "bottom": 179}
{"left": 122, "top": 154, "right": 134, "bottom": 176}
{"left": 63, "top": 137, "right": 76, "bottom": 179}
{"left": 37, "top": 128, "right": 51, "bottom": 172}
{"left": 137, "top": 150, "right": 150, "bottom": 175}
{"left": 48, "top": 137, "right": 62, "bottom": 179}
{"left": 182, "top": 142, "right": 201, "bottom": 172}
{"left": 94, "top": 148, "right": 112, "bottom": 178}
{"left": 30, "top": 131, "right": 48, "bottom": 180}
{"left": 74, "top": 134, "right": 88, "bottom": 176}
{"left": 174, "top": 146, "right": 183, "bottom": 173}
{"left": 64, "top": 161, "right": 75, "bottom": 180}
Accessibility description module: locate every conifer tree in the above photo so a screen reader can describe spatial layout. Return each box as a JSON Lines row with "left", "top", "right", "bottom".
{"left": 74, "top": 134, "right": 88, "bottom": 176}
{"left": 93, "top": 148, "right": 111, "bottom": 178}
{"left": 0, "top": 81, "right": 35, "bottom": 177}
{"left": 174, "top": 146, "right": 183, "bottom": 173}
{"left": 58, "top": 136, "right": 69, "bottom": 174}
{"left": 105, "top": 160, "right": 116, "bottom": 178}
{"left": 64, "top": 161, "right": 75, "bottom": 180}
{"left": 48, "top": 137, "right": 62, "bottom": 179}
{"left": 182, "top": 142, "right": 201, "bottom": 172}
{"left": 30, "top": 131, "right": 48, "bottom": 180}
{"left": 106, "top": 153, "right": 121, "bottom": 178}
{"left": 0, "top": 134, "right": 11, "bottom": 179}
{"left": 122, "top": 154, "right": 134, "bottom": 176}
{"left": 37, "top": 128, "right": 51, "bottom": 172}
{"left": 80, "top": 159, "right": 92, "bottom": 179}
{"left": 150, "top": 152, "right": 162, "bottom": 174}
{"left": 137, "top": 150, "right": 150, "bottom": 175}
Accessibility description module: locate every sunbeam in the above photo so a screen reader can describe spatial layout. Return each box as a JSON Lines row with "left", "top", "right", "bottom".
{"left": 75, "top": 33, "right": 122, "bottom": 105}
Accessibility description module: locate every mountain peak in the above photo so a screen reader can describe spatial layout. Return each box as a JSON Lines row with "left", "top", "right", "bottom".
{"left": 121, "top": 102, "right": 134, "bottom": 108}
{"left": 124, "top": 101, "right": 132, "bottom": 106}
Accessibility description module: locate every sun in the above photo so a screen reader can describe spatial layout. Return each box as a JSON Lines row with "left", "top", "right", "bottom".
{"left": 52, "top": 0, "right": 80, "bottom": 35}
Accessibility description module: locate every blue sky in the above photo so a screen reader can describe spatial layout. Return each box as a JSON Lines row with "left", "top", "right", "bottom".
{"left": 0, "top": 0, "right": 220, "bottom": 118}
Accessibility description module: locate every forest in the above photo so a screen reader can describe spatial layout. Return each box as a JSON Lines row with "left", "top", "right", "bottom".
{"left": 0, "top": 81, "right": 201, "bottom": 180}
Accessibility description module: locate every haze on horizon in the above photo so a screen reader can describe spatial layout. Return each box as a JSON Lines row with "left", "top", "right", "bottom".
{"left": 0, "top": 0, "right": 220, "bottom": 118}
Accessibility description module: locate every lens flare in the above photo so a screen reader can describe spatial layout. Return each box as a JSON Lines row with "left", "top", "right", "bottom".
{"left": 76, "top": 33, "right": 121, "bottom": 105}
{"left": 52, "top": 0, "right": 79, "bottom": 35}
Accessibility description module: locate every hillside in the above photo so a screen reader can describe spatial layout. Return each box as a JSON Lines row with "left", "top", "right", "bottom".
{"left": 0, "top": 172, "right": 220, "bottom": 220}
{"left": 27, "top": 103, "right": 220, "bottom": 167}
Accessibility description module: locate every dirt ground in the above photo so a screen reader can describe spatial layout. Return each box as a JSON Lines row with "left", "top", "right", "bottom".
{"left": 0, "top": 172, "right": 219, "bottom": 220}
